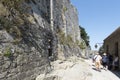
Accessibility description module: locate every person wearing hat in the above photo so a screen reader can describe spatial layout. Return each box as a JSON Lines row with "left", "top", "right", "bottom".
{"left": 102, "top": 53, "right": 109, "bottom": 71}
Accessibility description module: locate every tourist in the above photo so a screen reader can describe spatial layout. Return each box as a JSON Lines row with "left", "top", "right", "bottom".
{"left": 108, "top": 54, "right": 113, "bottom": 70}
{"left": 94, "top": 53, "right": 102, "bottom": 72}
{"left": 102, "top": 53, "right": 109, "bottom": 71}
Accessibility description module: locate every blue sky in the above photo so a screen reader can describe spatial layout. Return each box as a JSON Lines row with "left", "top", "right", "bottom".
{"left": 70, "top": 0, "right": 120, "bottom": 50}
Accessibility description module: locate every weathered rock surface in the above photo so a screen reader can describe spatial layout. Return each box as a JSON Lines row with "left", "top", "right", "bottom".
{"left": 0, "top": 0, "right": 87, "bottom": 80}
{"left": 36, "top": 57, "right": 92, "bottom": 80}
{"left": 0, "top": 29, "right": 51, "bottom": 80}
{"left": 36, "top": 58, "right": 120, "bottom": 80}
{"left": 0, "top": 0, "right": 52, "bottom": 80}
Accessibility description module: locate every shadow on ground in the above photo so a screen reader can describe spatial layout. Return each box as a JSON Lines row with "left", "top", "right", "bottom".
{"left": 111, "top": 70, "right": 120, "bottom": 78}
{"left": 92, "top": 67, "right": 102, "bottom": 72}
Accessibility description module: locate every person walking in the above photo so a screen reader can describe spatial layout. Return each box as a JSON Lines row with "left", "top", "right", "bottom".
{"left": 102, "top": 53, "right": 109, "bottom": 71}
{"left": 94, "top": 53, "right": 102, "bottom": 72}
{"left": 108, "top": 54, "right": 113, "bottom": 70}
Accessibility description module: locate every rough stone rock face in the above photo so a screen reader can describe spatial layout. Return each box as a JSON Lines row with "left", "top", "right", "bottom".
{"left": 0, "top": 0, "right": 82, "bottom": 80}
{"left": 0, "top": 0, "right": 53, "bottom": 80}
{"left": 53, "top": 0, "right": 82, "bottom": 59}
{"left": 53, "top": 0, "right": 80, "bottom": 41}
{"left": 0, "top": 28, "right": 52, "bottom": 80}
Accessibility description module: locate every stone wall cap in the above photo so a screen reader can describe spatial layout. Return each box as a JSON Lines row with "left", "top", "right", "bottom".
{"left": 104, "top": 27, "right": 120, "bottom": 41}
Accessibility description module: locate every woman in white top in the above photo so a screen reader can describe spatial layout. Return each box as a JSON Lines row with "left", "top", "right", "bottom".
{"left": 94, "top": 53, "right": 102, "bottom": 71}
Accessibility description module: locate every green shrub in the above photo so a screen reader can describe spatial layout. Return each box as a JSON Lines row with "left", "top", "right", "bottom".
{"left": 4, "top": 47, "right": 11, "bottom": 57}
{"left": 0, "top": 16, "right": 22, "bottom": 39}
{"left": 79, "top": 41, "right": 86, "bottom": 49}
{"left": 0, "top": 0, "right": 26, "bottom": 39}
{"left": 57, "top": 30, "right": 74, "bottom": 46}
{"left": 0, "top": 16, "right": 13, "bottom": 31}
{"left": 57, "top": 30, "right": 65, "bottom": 44}
{"left": 0, "top": 0, "right": 27, "bottom": 16}
{"left": 66, "top": 35, "right": 74, "bottom": 46}
{"left": 63, "top": 6, "right": 67, "bottom": 13}
{"left": 80, "top": 26, "right": 90, "bottom": 46}
{"left": 76, "top": 40, "right": 80, "bottom": 45}
{"left": 12, "top": 38, "right": 21, "bottom": 44}
{"left": 1, "top": 0, "right": 23, "bottom": 8}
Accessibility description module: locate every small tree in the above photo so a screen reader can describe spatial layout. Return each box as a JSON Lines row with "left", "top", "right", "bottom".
{"left": 79, "top": 26, "right": 90, "bottom": 46}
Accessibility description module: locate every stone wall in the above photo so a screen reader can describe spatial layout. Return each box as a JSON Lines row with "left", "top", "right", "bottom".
{"left": 0, "top": 0, "right": 53, "bottom": 80}
{"left": 53, "top": 0, "right": 82, "bottom": 60}
{"left": 53, "top": 0, "right": 81, "bottom": 42}
{"left": 104, "top": 27, "right": 120, "bottom": 68}
{"left": 0, "top": 0, "right": 83, "bottom": 80}
{"left": 0, "top": 29, "right": 52, "bottom": 80}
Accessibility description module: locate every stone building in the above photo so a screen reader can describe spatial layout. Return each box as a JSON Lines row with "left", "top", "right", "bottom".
{"left": 104, "top": 27, "right": 120, "bottom": 68}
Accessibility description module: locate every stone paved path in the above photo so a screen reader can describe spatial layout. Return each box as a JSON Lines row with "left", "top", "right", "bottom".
{"left": 85, "top": 59, "right": 120, "bottom": 80}
{"left": 36, "top": 57, "right": 120, "bottom": 80}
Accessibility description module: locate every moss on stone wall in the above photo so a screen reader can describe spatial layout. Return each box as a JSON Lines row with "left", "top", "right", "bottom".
{"left": 0, "top": 0, "right": 24, "bottom": 8}
{"left": 4, "top": 47, "right": 11, "bottom": 57}
{"left": 79, "top": 41, "right": 86, "bottom": 49}
{"left": 57, "top": 30, "right": 85, "bottom": 49}
{"left": 0, "top": 0, "right": 30, "bottom": 42}
{"left": 57, "top": 30, "right": 74, "bottom": 46}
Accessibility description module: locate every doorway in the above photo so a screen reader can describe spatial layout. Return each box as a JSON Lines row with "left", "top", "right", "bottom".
{"left": 115, "top": 42, "right": 119, "bottom": 56}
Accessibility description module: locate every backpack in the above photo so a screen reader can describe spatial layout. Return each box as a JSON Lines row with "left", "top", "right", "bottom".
{"left": 93, "top": 55, "right": 98, "bottom": 62}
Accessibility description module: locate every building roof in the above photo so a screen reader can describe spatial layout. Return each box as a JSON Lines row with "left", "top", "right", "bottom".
{"left": 104, "top": 27, "right": 120, "bottom": 41}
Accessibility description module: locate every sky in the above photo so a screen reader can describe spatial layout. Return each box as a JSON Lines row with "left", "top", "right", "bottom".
{"left": 70, "top": 0, "right": 120, "bottom": 50}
